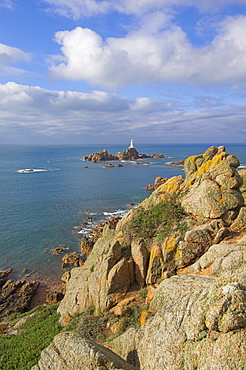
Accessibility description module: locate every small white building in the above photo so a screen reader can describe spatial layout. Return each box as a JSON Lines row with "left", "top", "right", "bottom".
{"left": 129, "top": 139, "right": 134, "bottom": 148}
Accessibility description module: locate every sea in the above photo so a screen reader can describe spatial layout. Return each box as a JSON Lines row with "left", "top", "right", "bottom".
{"left": 0, "top": 143, "right": 245, "bottom": 283}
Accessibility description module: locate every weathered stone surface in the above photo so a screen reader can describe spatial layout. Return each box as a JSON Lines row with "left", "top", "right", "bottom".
{"left": 181, "top": 147, "right": 244, "bottom": 220}
{"left": 46, "top": 291, "right": 64, "bottom": 304}
{"left": 109, "top": 297, "right": 135, "bottom": 316}
{"left": 58, "top": 227, "right": 126, "bottom": 323}
{"left": 0, "top": 279, "right": 39, "bottom": 318}
{"left": 239, "top": 168, "right": 246, "bottom": 202}
{"left": 179, "top": 232, "right": 246, "bottom": 276}
{"left": 149, "top": 274, "right": 214, "bottom": 312}
{"left": 145, "top": 176, "right": 168, "bottom": 190}
{"left": 146, "top": 242, "right": 165, "bottom": 284}
{"left": 0, "top": 268, "right": 13, "bottom": 287}
{"left": 175, "top": 223, "right": 219, "bottom": 269}
{"left": 109, "top": 274, "right": 246, "bottom": 370}
{"left": 31, "top": 332, "right": 135, "bottom": 370}
{"left": 231, "top": 206, "right": 246, "bottom": 230}
{"left": 62, "top": 252, "right": 84, "bottom": 269}
{"left": 131, "top": 238, "right": 149, "bottom": 287}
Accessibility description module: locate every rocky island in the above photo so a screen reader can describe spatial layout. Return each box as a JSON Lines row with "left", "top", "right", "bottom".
{"left": 82, "top": 142, "right": 165, "bottom": 162}
{"left": 1, "top": 146, "right": 246, "bottom": 370}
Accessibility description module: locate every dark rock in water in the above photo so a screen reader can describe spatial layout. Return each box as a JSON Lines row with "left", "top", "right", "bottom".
{"left": 152, "top": 153, "right": 165, "bottom": 158}
{"left": 53, "top": 247, "right": 65, "bottom": 255}
{"left": 0, "top": 269, "right": 13, "bottom": 287}
{"left": 167, "top": 160, "right": 185, "bottom": 166}
{"left": 0, "top": 279, "right": 39, "bottom": 318}
{"left": 83, "top": 149, "right": 117, "bottom": 162}
{"left": 104, "top": 163, "right": 115, "bottom": 168}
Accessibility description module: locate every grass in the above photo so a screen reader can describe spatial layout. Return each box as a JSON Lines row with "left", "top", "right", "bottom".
{"left": 130, "top": 196, "right": 187, "bottom": 241}
{"left": 0, "top": 305, "right": 61, "bottom": 370}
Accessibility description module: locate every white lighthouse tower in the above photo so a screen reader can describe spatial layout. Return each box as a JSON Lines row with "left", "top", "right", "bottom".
{"left": 129, "top": 139, "right": 134, "bottom": 148}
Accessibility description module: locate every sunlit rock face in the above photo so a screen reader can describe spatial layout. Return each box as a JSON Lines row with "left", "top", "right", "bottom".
{"left": 181, "top": 146, "right": 244, "bottom": 221}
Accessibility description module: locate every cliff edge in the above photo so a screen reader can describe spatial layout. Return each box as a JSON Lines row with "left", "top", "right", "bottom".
{"left": 32, "top": 146, "right": 246, "bottom": 370}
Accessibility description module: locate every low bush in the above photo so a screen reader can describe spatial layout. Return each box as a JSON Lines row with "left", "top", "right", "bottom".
{"left": 130, "top": 195, "right": 187, "bottom": 241}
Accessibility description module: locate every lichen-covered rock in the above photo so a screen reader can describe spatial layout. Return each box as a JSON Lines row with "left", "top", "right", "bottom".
{"left": 146, "top": 242, "right": 165, "bottom": 284}
{"left": 109, "top": 273, "right": 246, "bottom": 370}
{"left": 31, "top": 332, "right": 135, "bottom": 370}
{"left": 231, "top": 206, "right": 246, "bottom": 230}
{"left": 181, "top": 146, "right": 244, "bottom": 221}
{"left": 180, "top": 232, "right": 246, "bottom": 276}
{"left": 141, "top": 175, "right": 184, "bottom": 209}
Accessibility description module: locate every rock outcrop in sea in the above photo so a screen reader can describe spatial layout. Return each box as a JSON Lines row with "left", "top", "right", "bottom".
{"left": 82, "top": 147, "right": 165, "bottom": 162}
{"left": 27, "top": 146, "right": 246, "bottom": 369}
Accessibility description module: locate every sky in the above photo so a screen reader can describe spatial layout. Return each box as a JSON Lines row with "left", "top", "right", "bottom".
{"left": 0, "top": 0, "right": 246, "bottom": 145}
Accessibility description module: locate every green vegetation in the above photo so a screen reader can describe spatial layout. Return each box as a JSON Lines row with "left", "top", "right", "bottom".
{"left": 0, "top": 305, "right": 61, "bottom": 370}
{"left": 65, "top": 304, "right": 142, "bottom": 344}
{"left": 138, "top": 287, "right": 148, "bottom": 299}
{"left": 130, "top": 196, "right": 187, "bottom": 241}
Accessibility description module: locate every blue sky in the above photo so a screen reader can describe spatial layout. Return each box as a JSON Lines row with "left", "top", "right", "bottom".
{"left": 0, "top": 0, "right": 246, "bottom": 145}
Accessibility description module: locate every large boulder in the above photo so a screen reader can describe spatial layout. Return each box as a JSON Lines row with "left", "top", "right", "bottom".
{"left": 32, "top": 332, "right": 135, "bottom": 370}
{"left": 181, "top": 146, "right": 244, "bottom": 221}
{"left": 179, "top": 232, "right": 246, "bottom": 276}
{"left": 109, "top": 272, "right": 246, "bottom": 369}
{"left": 58, "top": 227, "right": 134, "bottom": 325}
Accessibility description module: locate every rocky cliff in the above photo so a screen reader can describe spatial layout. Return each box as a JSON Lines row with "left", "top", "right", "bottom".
{"left": 32, "top": 146, "right": 246, "bottom": 370}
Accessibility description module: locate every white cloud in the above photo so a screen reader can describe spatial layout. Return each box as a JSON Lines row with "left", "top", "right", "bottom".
{"left": 50, "top": 14, "right": 246, "bottom": 88}
{"left": 0, "top": 82, "right": 245, "bottom": 144}
{"left": 43, "top": 0, "right": 246, "bottom": 18}
{"left": 0, "top": 43, "right": 31, "bottom": 77}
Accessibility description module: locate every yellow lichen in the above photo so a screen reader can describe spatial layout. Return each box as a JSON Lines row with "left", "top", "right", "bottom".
{"left": 187, "top": 155, "right": 197, "bottom": 168}
{"left": 158, "top": 177, "right": 182, "bottom": 199}
{"left": 166, "top": 236, "right": 177, "bottom": 252}
{"left": 186, "top": 152, "right": 227, "bottom": 186}
{"left": 174, "top": 249, "right": 180, "bottom": 260}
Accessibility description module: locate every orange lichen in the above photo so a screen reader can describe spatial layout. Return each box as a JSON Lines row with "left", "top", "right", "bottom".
{"left": 140, "top": 311, "right": 149, "bottom": 326}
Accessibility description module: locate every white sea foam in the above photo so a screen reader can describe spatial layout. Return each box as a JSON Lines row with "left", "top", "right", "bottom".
{"left": 17, "top": 168, "right": 48, "bottom": 173}
{"left": 103, "top": 210, "right": 127, "bottom": 217}
{"left": 238, "top": 165, "right": 245, "bottom": 169}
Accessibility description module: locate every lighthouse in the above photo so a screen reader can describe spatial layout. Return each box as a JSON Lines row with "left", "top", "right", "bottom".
{"left": 129, "top": 139, "right": 134, "bottom": 148}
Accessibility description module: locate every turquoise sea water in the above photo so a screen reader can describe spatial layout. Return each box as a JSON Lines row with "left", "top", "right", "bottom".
{"left": 0, "top": 143, "right": 245, "bottom": 282}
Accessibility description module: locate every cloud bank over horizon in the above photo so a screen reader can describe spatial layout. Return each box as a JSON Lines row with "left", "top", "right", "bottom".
{"left": 0, "top": 0, "right": 246, "bottom": 144}
{"left": 0, "top": 81, "right": 245, "bottom": 145}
